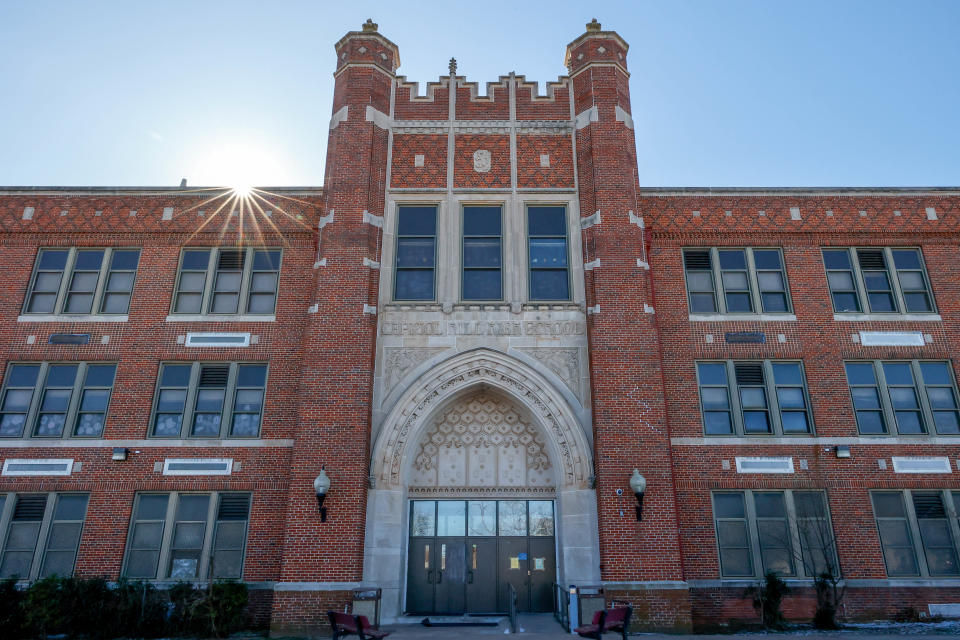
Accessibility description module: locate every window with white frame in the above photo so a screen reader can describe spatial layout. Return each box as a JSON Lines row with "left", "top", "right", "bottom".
{"left": 823, "top": 247, "right": 935, "bottom": 314}
{"left": 713, "top": 490, "right": 836, "bottom": 578}
{"left": 151, "top": 362, "right": 267, "bottom": 438}
{"left": 527, "top": 206, "right": 570, "bottom": 301}
{"left": 462, "top": 205, "right": 503, "bottom": 301}
{"left": 683, "top": 248, "right": 790, "bottom": 314}
{"left": 844, "top": 360, "right": 960, "bottom": 436}
{"left": 871, "top": 490, "right": 960, "bottom": 577}
{"left": 172, "top": 247, "right": 281, "bottom": 315}
{"left": 0, "top": 362, "right": 117, "bottom": 438}
{"left": 0, "top": 492, "right": 89, "bottom": 579}
{"left": 23, "top": 248, "right": 140, "bottom": 315}
{"left": 394, "top": 205, "right": 437, "bottom": 301}
{"left": 696, "top": 360, "right": 813, "bottom": 436}
{"left": 122, "top": 492, "right": 250, "bottom": 580}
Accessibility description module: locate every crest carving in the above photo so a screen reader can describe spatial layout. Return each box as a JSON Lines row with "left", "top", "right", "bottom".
{"left": 473, "top": 149, "right": 491, "bottom": 173}
{"left": 518, "top": 347, "right": 581, "bottom": 401}
{"left": 383, "top": 347, "right": 447, "bottom": 394}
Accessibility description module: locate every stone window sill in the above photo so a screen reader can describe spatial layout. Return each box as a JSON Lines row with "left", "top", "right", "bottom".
{"left": 18, "top": 314, "right": 128, "bottom": 323}
{"left": 833, "top": 313, "right": 941, "bottom": 322}
{"left": 688, "top": 313, "right": 796, "bottom": 322}
{"left": 165, "top": 315, "right": 275, "bottom": 322}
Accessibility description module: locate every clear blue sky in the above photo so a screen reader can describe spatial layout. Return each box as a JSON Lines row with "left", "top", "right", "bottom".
{"left": 1, "top": 0, "right": 958, "bottom": 188}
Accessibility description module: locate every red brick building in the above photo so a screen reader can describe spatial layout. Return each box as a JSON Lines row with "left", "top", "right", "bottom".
{"left": 1, "top": 19, "right": 959, "bottom": 634}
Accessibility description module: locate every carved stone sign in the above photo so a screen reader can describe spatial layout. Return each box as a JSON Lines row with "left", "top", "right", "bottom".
{"left": 473, "top": 149, "right": 491, "bottom": 173}
{"left": 725, "top": 332, "right": 765, "bottom": 344}
{"left": 380, "top": 319, "right": 586, "bottom": 336}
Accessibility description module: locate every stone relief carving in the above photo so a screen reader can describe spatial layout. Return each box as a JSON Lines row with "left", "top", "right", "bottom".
{"left": 473, "top": 149, "right": 491, "bottom": 173}
{"left": 410, "top": 392, "right": 554, "bottom": 491}
{"left": 383, "top": 347, "right": 447, "bottom": 394}
{"left": 376, "top": 355, "right": 589, "bottom": 489}
{"left": 518, "top": 347, "right": 581, "bottom": 401}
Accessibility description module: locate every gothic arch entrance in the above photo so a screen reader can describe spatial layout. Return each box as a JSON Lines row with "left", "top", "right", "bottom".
{"left": 364, "top": 350, "right": 600, "bottom": 620}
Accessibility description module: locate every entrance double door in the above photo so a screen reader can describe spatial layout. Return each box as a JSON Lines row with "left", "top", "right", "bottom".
{"left": 406, "top": 500, "right": 556, "bottom": 615}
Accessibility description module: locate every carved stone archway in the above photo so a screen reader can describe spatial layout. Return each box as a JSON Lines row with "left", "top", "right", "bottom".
{"left": 371, "top": 349, "right": 592, "bottom": 491}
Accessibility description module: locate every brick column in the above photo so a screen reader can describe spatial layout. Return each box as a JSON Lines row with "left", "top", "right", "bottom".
{"left": 567, "top": 20, "right": 691, "bottom": 631}
{"left": 270, "top": 19, "right": 396, "bottom": 636}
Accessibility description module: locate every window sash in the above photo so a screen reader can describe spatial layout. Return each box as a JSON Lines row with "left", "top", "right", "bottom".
{"left": 150, "top": 363, "right": 268, "bottom": 439}
{"left": 713, "top": 490, "right": 834, "bottom": 579}
{"left": 872, "top": 490, "right": 960, "bottom": 578}
{"left": 846, "top": 360, "right": 960, "bottom": 436}
{"left": 823, "top": 247, "right": 936, "bottom": 314}
{"left": 23, "top": 248, "right": 139, "bottom": 316}
{"left": 697, "top": 360, "right": 813, "bottom": 436}
{"left": 683, "top": 248, "right": 791, "bottom": 315}
{"left": 122, "top": 492, "right": 250, "bottom": 580}
{"left": 461, "top": 206, "right": 503, "bottom": 301}
{"left": 527, "top": 206, "right": 570, "bottom": 302}
{"left": 0, "top": 362, "right": 117, "bottom": 439}
{"left": 394, "top": 205, "right": 438, "bottom": 302}
{"left": 171, "top": 248, "right": 281, "bottom": 315}
{"left": 0, "top": 493, "right": 88, "bottom": 580}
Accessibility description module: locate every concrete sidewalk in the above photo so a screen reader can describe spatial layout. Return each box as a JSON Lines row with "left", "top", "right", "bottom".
{"left": 365, "top": 614, "right": 960, "bottom": 639}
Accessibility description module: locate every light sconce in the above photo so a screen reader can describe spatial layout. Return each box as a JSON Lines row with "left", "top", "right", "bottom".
{"left": 835, "top": 445, "right": 851, "bottom": 459}
{"left": 111, "top": 447, "right": 129, "bottom": 461}
{"left": 314, "top": 466, "right": 331, "bottom": 522}
{"left": 629, "top": 469, "right": 646, "bottom": 521}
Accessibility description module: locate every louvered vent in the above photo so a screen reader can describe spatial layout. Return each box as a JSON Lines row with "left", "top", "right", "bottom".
{"left": 857, "top": 249, "right": 886, "bottom": 270}
{"left": 913, "top": 493, "right": 947, "bottom": 519}
{"left": 199, "top": 365, "right": 230, "bottom": 387}
{"left": 684, "top": 250, "right": 712, "bottom": 270}
{"left": 734, "top": 362, "right": 765, "bottom": 386}
{"left": 217, "top": 250, "right": 245, "bottom": 270}
{"left": 218, "top": 493, "right": 251, "bottom": 521}
{"left": 13, "top": 494, "right": 47, "bottom": 521}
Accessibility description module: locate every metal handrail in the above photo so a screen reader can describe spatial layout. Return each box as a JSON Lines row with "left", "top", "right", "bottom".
{"left": 507, "top": 582, "right": 519, "bottom": 634}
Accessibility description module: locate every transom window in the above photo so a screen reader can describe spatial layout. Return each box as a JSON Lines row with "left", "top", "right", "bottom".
{"left": 713, "top": 490, "right": 836, "bottom": 578}
{"left": 23, "top": 248, "right": 140, "bottom": 315}
{"left": 462, "top": 205, "right": 503, "bottom": 301}
{"left": 394, "top": 205, "right": 438, "bottom": 301}
{"left": 410, "top": 500, "right": 554, "bottom": 537}
{"left": 0, "top": 492, "right": 89, "bottom": 580}
{"left": 872, "top": 490, "right": 960, "bottom": 577}
{"left": 151, "top": 362, "right": 267, "bottom": 438}
{"left": 0, "top": 362, "right": 117, "bottom": 439}
{"left": 122, "top": 492, "right": 250, "bottom": 580}
{"left": 696, "top": 360, "right": 812, "bottom": 436}
{"left": 172, "top": 247, "right": 281, "bottom": 315}
{"left": 823, "top": 247, "right": 935, "bottom": 314}
{"left": 528, "top": 206, "right": 570, "bottom": 301}
{"left": 684, "top": 248, "right": 790, "bottom": 314}
{"left": 844, "top": 360, "right": 960, "bottom": 435}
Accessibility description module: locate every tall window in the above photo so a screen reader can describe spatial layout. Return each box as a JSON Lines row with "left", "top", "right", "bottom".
{"left": 527, "top": 206, "right": 569, "bottom": 301}
{"left": 394, "top": 206, "right": 437, "bottom": 301}
{"left": 696, "top": 360, "right": 812, "bottom": 436}
{"left": 0, "top": 363, "right": 117, "bottom": 438}
{"left": 823, "top": 248, "right": 935, "bottom": 314}
{"left": 872, "top": 490, "right": 960, "bottom": 577}
{"left": 172, "top": 247, "right": 282, "bottom": 315}
{"left": 23, "top": 248, "right": 140, "bottom": 315}
{"left": 713, "top": 490, "right": 836, "bottom": 578}
{"left": 122, "top": 492, "right": 250, "bottom": 580}
{"left": 0, "top": 493, "right": 89, "bottom": 579}
{"left": 462, "top": 206, "right": 502, "bottom": 301}
{"left": 844, "top": 360, "right": 960, "bottom": 435}
{"left": 683, "top": 248, "right": 790, "bottom": 314}
{"left": 151, "top": 363, "right": 267, "bottom": 438}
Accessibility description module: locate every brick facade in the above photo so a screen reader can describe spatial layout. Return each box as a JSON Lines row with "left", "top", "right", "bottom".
{"left": 1, "top": 19, "right": 958, "bottom": 636}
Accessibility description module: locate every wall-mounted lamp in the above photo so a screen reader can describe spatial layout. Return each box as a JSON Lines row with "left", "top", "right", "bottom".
{"left": 629, "top": 469, "right": 646, "bottom": 521}
{"left": 835, "top": 445, "right": 851, "bottom": 459}
{"left": 314, "top": 466, "right": 331, "bottom": 522}
{"left": 111, "top": 447, "right": 129, "bottom": 461}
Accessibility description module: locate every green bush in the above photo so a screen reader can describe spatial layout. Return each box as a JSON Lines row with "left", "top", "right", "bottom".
{"left": 111, "top": 578, "right": 168, "bottom": 638}
{"left": 167, "top": 579, "right": 249, "bottom": 638}
{"left": 0, "top": 577, "right": 26, "bottom": 639}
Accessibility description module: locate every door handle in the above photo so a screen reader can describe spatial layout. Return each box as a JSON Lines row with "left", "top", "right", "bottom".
{"left": 437, "top": 571, "right": 442, "bottom": 584}
{"left": 427, "top": 570, "right": 434, "bottom": 584}
{"left": 467, "top": 570, "right": 474, "bottom": 584}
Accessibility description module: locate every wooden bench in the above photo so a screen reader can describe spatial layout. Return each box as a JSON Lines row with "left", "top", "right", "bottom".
{"left": 328, "top": 611, "right": 391, "bottom": 640}
{"left": 573, "top": 605, "right": 632, "bottom": 640}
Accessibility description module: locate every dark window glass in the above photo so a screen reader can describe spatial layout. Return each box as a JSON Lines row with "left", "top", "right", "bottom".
{"left": 872, "top": 492, "right": 919, "bottom": 576}
{"left": 528, "top": 206, "right": 569, "bottom": 301}
{"left": 0, "top": 365, "right": 40, "bottom": 437}
{"left": 713, "top": 493, "right": 753, "bottom": 576}
{"left": 462, "top": 206, "right": 502, "bottom": 300}
{"left": 395, "top": 206, "right": 437, "bottom": 301}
